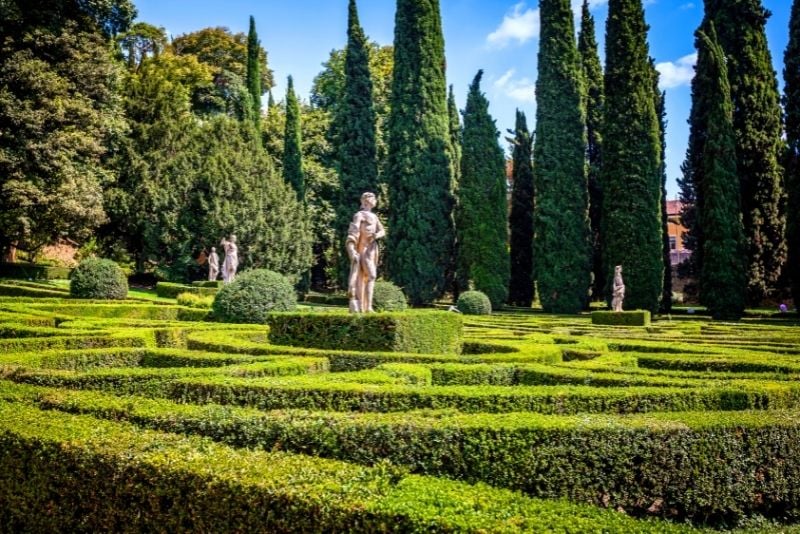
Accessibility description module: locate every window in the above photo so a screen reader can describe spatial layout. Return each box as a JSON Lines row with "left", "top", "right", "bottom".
{"left": 669, "top": 236, "right": 677, "bottom": 251}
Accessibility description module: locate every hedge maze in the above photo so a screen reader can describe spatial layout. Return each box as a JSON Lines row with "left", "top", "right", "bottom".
{"left": 1, "top": 288, "right": 800, "bottom": 532}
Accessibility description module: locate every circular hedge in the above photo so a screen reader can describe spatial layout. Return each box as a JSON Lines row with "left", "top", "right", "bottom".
{"left": 457, "top": 290, "right": 492, "bottom": 315}
{"left": 69, "top": 258, "right": 128, "bottom": 300}
{"left": 373, "top": 280, "right": 408, "bottom": 312}
{"left": 212, "top": 269, "right": 296, "bottom": 324}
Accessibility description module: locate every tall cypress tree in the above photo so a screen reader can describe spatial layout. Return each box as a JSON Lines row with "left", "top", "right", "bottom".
{"left": 578, "top": 0, "right": 605, "bottom": 302}
{"left": 601, "top": 0, "right": 663, "bottom": 313}
{"left": 697, "top": 27, "right": 747, "bottom": 319}
{"left": 785, "top": 0, "right": 800, "bottom": 310}
{"left": 705, "top": 0, "right": 786, "bottom": 304}
{"left": 508, "top": 110, "right": 535, "bottom": 307}
{"left": 456, "top": 71, "right": 509, "bottom": 308}
{"left": 448, "top": 84, "right": 462, "bottom": 184}
{"left": 533, "top": 0, "right": 591, "bottom": 313}
{"left": 653, "top": 67, "right": 672, "bottom": 313}
{"left": 386, "top": 0, "right": 455, "bottom": 305}
{"left": 335, "top": 0, "right": 378, "bottom": 287}
{"left": 283, "top": 75, "right": 304, "bottom": 200}
{"left": 246, "top": 15, "right": 261, "bottom": 122}
{"left": 447, "top": 84, "right": 465, "bottom": 296}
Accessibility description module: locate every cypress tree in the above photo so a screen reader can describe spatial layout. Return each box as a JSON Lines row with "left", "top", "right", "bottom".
{"left": 456, "top": 71, "right": 509, "bottom": 308}
{"left": 386, "top": 0, "right": 455, "bottom": 305}
{"left": 533, "top": 0, "right": 591, "bottom": 313}
{"left": 653, "top": 66, "right": 672, "bottom": 313}
{"left": 601, "top": 0, "right": 663, "bottom": 313}
{"left": 508, "top": 109, "right": 535, "bottom": 307}
{"left": 705, "top": 0, "right": 786, "bottom": 304}
{"left": 283, "top": 75, "right": 304, "bottom": 200}
{"left": 785, "top": 0, "right": 800, "bottom": 309}
{"left": 697, "top": 27, "right": 747, "bottom": 319}
{"left": 448, "top": 84, "right": 462, "bottom": 184}
{"left": 578, "top": 0, "right": 605, "bottom": 302}
{"left": 335, "top": 0, "right": 378, "bottom": 287}
{"left": 447, "top": 84, "right": 465, "bottom": 297}
{"left": 246, "top": 15, "right": 261, "bottom": 122}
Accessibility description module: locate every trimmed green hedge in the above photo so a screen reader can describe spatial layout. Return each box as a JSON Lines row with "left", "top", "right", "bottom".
{"left": 0, "top": 283, "right": 69, "bottom": 298}
{"left": 191, "top": 280, "right": 222, "bottom": 288}
{"left": 70, "top": 258, "right": 128, "bottom": 300}
{"left": 592, "top": 310, "right": 652, "bottom": 326}
{"left": 267, "top": 311, "right": 463, "bottom": 355}
{"left": 30, "top": 384, "right": 800, "bottom": 526}
{"left": 0, "top": 399, "right": 695, "bottom": 532}
{"left": 156, "top": 282, "right": 218, "bottom": 299}
{"left": 0, "top": 262, "right": 71, "bottom": 280}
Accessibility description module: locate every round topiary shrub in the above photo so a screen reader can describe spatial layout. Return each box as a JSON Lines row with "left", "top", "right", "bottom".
{"left": 372, "top": 280, "right": 408, "bottom": 312}
{"left": 212, "top": 269, "right": 296, "bottom": 324}
{"left": 70, "top": 258, "right": 128, "bottom": 300}
{"left": 457, "top": 290, "right": 492, "bottom": 315}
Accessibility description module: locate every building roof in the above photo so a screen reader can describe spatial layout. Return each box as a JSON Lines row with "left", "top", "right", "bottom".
{"left": 666, "top": 200, "right": 683, "bottom": 216}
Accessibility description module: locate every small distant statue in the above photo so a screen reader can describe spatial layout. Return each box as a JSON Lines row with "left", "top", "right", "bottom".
{"left": 220, "top": 235, "right": 239, "bottom": 284}
{"left": 208, "top": 247, "right": 220, "bottom": 281}
{"left": 612, "top": 265, "right": 625, "bottom": 312}
{"left": 346, "top": 192, "right": 385, "bottom": 313}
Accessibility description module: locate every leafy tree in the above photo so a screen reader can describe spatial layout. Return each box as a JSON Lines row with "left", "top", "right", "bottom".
{"left": 705, "top": 0, "right": 786, "bottom": 304}
{"left": 456, "top": 71, "right": 509, "bottom": 308}
{"left": 117, "top": 22, "right": 167, "bottom": 70}
{"left": 507, "top": 110, "right": 535, "bottom": 307}
{"left": 246, "top": 16, "right": 262, "bottom": 121}
{"left": 654, "top": 69, "right": 672, "bottom": 313}
{"left": 600, "top": 0, "right": 663, "bottom": 313}
{"left": 697, "top": 27, "right": 746, "bottom": 319}
{"left": 786, "top": 0, "right": 800, "bottom": 309}
{"left": 0, "top": 0, "right": 136, "bottom": 38}
{"left": 533, "top": 0, "right": 591, "bottom": 314}
{"left": 385, "top": 0, "right": 455, "bottom": 305}
{"left": 334, "top": 0, "right": 378, "bottom": 287}
{"left": 578, "top": 0, "right": 605, "bottom": 302}
{"left": 283, "top": 76, "right": 304, "bottom": 200}
{"left": 0, "top": 23, "right": 123, "bottom": 259}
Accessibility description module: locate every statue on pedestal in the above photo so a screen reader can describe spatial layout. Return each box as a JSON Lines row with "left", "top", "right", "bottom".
{"left": 208, "top": 247, "right": 219, "bottom": 281}
{"left": 220, "top": 235, "right": 239, "bottom": 284}
{"left": 612, "top": 265, "right": 625, "bottom": 312}
{"left": 346, "top": 192, "right": 385, "bottom": 313}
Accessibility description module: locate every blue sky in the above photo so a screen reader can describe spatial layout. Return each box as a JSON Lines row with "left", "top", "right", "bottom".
{"left": 134, "top": 0, "right": 792, "bottom": 198}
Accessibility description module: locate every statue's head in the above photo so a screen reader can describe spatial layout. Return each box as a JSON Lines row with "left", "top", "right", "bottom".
{"left": 229, "top": 235, "right": 237, "bottom": 243}
{"left": 360, "top": 192, "right": 377, "bottom": 210}
{"left": 615, "top": 265, "right": 622, "bottom": 274}
{"left": 211, "top": 247, "right": 216, "bottom": 253}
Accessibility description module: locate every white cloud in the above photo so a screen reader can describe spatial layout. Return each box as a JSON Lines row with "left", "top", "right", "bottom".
{"left": 494, "top": 68, "right": 536, "bottom": 103}
{"left": 570, "top": 0, "right": 608, "bottom": 15}
{"left": 656, "top": 53, "right": 697, "bottom": 89}
{"left": 680, "top": 2, "right": 695, "bottom": 9}
{"left": 487, "top": 3, "right": 540, "bottom": 49}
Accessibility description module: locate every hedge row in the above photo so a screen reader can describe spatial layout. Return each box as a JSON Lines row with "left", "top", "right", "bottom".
{"left": 156, "top": 282, "right": 218, "bottom": 299}
{"left": 22, "top": 303, "right": 208, "bottom": 322}
{"left": 29, "top": 383, "right": 800, "bottom": 526}
{"left": 267, "top": 311, "right": 464, "bottom": 355}
{"left": 0, "top": 398, "right": 690, "bottom": 533}
{"left": 0, "top": 283, "right": 70, "bottom": 298}
{"left": 0, "top": 262, "right": 71, "bottom": 280}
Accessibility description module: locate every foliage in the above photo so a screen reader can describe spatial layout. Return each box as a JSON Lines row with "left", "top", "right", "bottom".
{"left": 654, "top": 72, "right": 672, "bottom": 313}
{"left": 267, "top": 311, "right": 463, "bottom": 354}
{"left": 508, "top": 110, "right": 535, "bottom": 307}
{"left": 155, "top": 283, "right": 217, "bottom": 299}
{"left": 705, "top": 0, "right": 786, "bottom": 304}
{"left": 0, "top": 0, "right": 136, "bottom": 38}
{"left": 283, "top": 76, "right": 304, "bottom": 200}
{"left": 176, "top": 292, "right": 214, "bottom": 309}
{"left": 372, "top": 280, "right": 408, "bottom": 312}
{"left": 697, "top": 28, "right": 747, "bottom": 320}
{"left": 334, "top": 0, "right": 379, "bottom": 288}
{"left": 456, "top": 71, "right": 509, "bottom": 309}
{"left": 785, "top": 0, "right": 800, "bottom": 309}
{"left": 590, "top": 310, "right": 651, "bottom": 326}
{"left": 600, "top": 0, "right": 663, "bottom": 313}
{"left": 578, "top": 0, "right": 605, "bottom": 301}
{"left": 70, "top": 258, "right": 128, "bottom": 300}
{"left": 385, "top": 0, "right": 455, "bottom": 305}
{"left": 116, "top": 22, "right": 167, "bottom": 70}
{"left": 246, "top": 16, "right": 262, "bottom": 121}
{"left": 212, "top": 269, "right": 297, "bottom": 324}
{"left": 457, "top": 290, "right": 492, "bottom": 315}
{"left": 533, "top": 0, "right": 591, "bottom": 314}
{"left": 0, "top": 22, "right": 123, "bottom": 258}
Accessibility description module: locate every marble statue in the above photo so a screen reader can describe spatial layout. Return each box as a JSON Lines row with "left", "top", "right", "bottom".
{"left": 208, "top": 247, "right": 220, "bottom": 281}
{"left": 611, "top": 265, "right": 625, "bottom": 312}
{"left": 346, "top": 192, "right": 385, "bottom": 313}
{"left": 220, "top": 235, "right": 239, "bottom": 284}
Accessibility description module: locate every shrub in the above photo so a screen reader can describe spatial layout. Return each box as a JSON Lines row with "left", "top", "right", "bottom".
{"left": 156, "top": 282, "right": 217, "bottom": 299}
{"left": 212, "top": 270, "right": 296, "bottom": 324}
{"left": 372, "top": 281, "right": 408, "bottom": 312}
{"left": 69, "top": 258, "right": 128, "bottom": 300}
{"left": 457, "top": 291, "right": 492, "bottom": 315}
{"left": 177, "top": 293, "right": 214, "bottom": 309}
{"left": 267, "top": 311, "right": 463, "bottom": 354}
{"left": 591, "top": 310, "right": 651, "bottom": 326}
